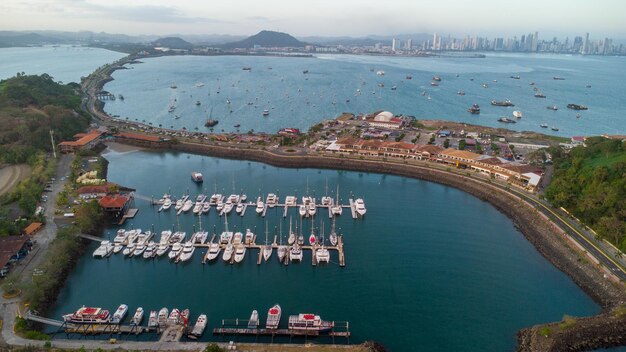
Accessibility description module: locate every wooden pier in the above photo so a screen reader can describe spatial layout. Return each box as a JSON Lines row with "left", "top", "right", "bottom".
{"left": 213, "top": 319, "right": 350, "bottom": 343}
{"left": 118, "top": 208, "right": 138, "bottom": 225}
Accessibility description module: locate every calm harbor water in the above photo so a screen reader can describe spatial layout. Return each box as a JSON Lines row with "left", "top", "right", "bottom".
{"left": 0, "top": 46, "right": 125, "bottom": 84}
{"left": 48, "top": 148, "right": 599, "bottom": 351}
{"left": 101, "top": 53, "right": 626, "bottom": 137}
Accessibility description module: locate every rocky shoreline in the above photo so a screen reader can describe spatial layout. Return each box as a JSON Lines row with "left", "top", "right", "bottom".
{"left": 157, "top": 140, "right": 626, "bottom": 351}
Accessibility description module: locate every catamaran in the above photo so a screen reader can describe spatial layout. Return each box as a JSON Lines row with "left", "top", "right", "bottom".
{"left": 290, "top": 244, "right": 303, "bottom": 261}
{"left": 266, "top": 304, "right": 281, "bottom": 329}
{"left": 92, "top": 240, "right": 113, "bottom": 258}
{"left": 266, "top": 193, "right": 278, "bottom": 207}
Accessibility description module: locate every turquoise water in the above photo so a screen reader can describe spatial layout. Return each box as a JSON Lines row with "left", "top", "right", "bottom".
{"left": 48, "top": 149, "right": 599, "bottom": 351}
{"left": 0, "top": 46, "right": 125, "bottom": 84}
{"left": 102, "top": 53, "right": 626, "bottom": 137}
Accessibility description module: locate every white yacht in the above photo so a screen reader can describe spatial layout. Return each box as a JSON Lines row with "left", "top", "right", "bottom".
{"left": 157, "top": 308, "right": 169, "bottom": 326}
{"left": 227, "top": 194, "right": 240, "bottom": 204}
{"left": 169, "top": 231, "right": 186, "bottom": 244}
{"left": 182, "top": 200, "right": 194, "bottom": 212}
{"left": 148, "top": 310, "right": 158, "bottom": 328}
{"left": 175, "top": 199, "right": 184, "bottom": 211}
{"left": 222, "top": 200, "right": 234, "bottom": 214}
{"left": 209, "top": 194, "right": 222, "bottom": 205}
{"left": 287, "top": 219, "right": 296, "bottom": 245}
{"left": 168, "top": 242, "right": 183, "bottom": 260}
{"left": 188, "top": 314, "right": 207, "bottom": 339}
{"left": 123, "top": 243, "right": 136, "bottom": 256}
{"left": 93, "top": 240, "right": 113, "bottom": 258}
{"left": 178, "top": 241, "right": 195, "bottom": 262}
{"left": 193, "top": 231, "right": 208, "bottom": 245}
{"left": 143, "top": 241, "right": 157, "bottom": 258}
{"left": 133, "top": 241, "right": 147, "bottom": 257}
{"left": 131, "top": 307, "right": 144, "bottom": 325}
{"left": 244, "top": 228, "right": 254, "bottom": 245}
{"left": 113, "top": 230, "right": 128, "bottom": 253}
{"left": 233, "top": 232, "right": 243, "bottom": 245}
{"left": 192, "top": 203, "right": 203, "bottom": 214}
{"left": 247, "top": 310, "right": 259, "bottom": 329}
{"left": 256, "top": 197, "right": 264, "bottom": 214}
{"left": 285, "top": 196, "right": 297, "bottom": 206}
{"left": 222, "top": 243, "right": 234, "bottom": 262}
{"left": 201, "top": 202, "right": 211, "bottom": 214}
{"left": 266, "top": 193, "right": 278, "bottom": 207}
{"left": 234, "top": 244, "right": 246, "bottom": 263}
{"left": 235, "top": 202, "right": 244, "bottom": 214}
{"left": 159, "top": 230, "right": 172, "bottom": 244}
{"left": 162, "top": 198, "right": 172, "bottom": 210}
{"left": 205, "top": 242, "right": 221, "bottom": 261}
{"left": 355, "top": 198, "right": 367, "bottom": 216}
{"left": 216, "top": 200, "right": 224, "bottom": 212}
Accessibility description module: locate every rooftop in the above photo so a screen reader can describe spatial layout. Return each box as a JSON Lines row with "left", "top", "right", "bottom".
{"left": 0, "top": 236, "right": 29, "bottom": 269}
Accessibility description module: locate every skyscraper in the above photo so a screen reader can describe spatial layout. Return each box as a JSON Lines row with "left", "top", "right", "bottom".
{"left": 531, "top": 31, "right": 539, "bottom": 52}
{"left": 582, "top": 32, "right": 590, "bottom": 54}
{"left": 432, "top": 32, "right": 438, "bottom": 50}
{"left": 405, "top": 39, "right": 412, "bottom": 50}
{"left": 391, "top": 38, "right": 399, "bottom": 52}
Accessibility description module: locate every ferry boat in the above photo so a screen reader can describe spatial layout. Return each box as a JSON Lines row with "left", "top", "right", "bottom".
{"left": 63, "top": 306, "right": 110, "bottom": 324}
{"left": 191, "top": 172, "right": 204, "bottom": 183}
{"left": 355, "top": 198, "right": 367, "bottom": 216}
{"left": 247, "top": 310, "right": 259, "bottom": 329}
{"left": 567, "top": 104, "right": 588, "bottom": 110}
{"left": 188, "top": 314, "right": 207, "bottom": 339}
{"left": 148, "top": 310, "right": 158, "bottom": 328}
{"left": 111, "top": 304, "right": 128, "bottom": 324}
{"left": 288, "top": 314, "right": 334, "bottom": 332}
{"left": 93, "top": 240, "right": 113, "bottom": 258}
{"left": 222, "top": 243, "right": 234, "bottom": 262}
{"left": 234, "top": 244, "right": 246, "bottom": 263}
{"left": 178, "top": 241, "right": 195, "bottom": 262}
{"left": 266, "top": 193, "right": 278, "bottom": 207}
{"left": 266, "top": 305, "right": 281, "bottom": 329}
{"left": 513, "top": 111, "right": 523, "bottom": 118}
{"left": 168, "top": 242, "right": 183, "bottom": 260}
{"left": 491, "top": 100, "right": 514, "bottom": 107}
{"left": 205, "top": 242, "right": 221, "bottom": 261}
{"left": 130, "top": 307, "right": 144, "bottom": 325}
{"left": 467, "top": 104, "right": 480, "bottom": 114}
{"left": 157, "top": 307, "right": 169, "bottom": 326}
{"left": 497, "top": 117, "right": 517, "bottom": 124}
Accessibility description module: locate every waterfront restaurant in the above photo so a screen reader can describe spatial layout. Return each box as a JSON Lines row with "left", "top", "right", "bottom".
{"left": 99, "top": 194, "right": 132, "bottom": 220}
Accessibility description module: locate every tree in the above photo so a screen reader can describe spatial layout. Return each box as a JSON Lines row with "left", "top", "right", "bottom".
{"left": 443, "top": 139, "right": 450, "bottom": 148}
{"left": 459, "top": 139, "right": 466, "bottom": 150}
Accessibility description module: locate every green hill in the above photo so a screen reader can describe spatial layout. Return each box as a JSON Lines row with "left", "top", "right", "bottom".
{"left": 152, "top": 37, "right": 194, "bottom": 50}
{"left": 220, "top": 30, "right": 306, "bottom": 49}
{"left": 545, "top": 137, "right": 626, "bottom": 250}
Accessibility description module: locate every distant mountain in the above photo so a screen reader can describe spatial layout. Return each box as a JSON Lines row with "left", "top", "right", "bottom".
{"left": 0, "top": 32, "right": 64, "bottom": 47}
{"left": 220, "top": 30, "right": 306, "bottom": 49}
{"left": 152, "top": 37, "right": 194, "bottom": 50}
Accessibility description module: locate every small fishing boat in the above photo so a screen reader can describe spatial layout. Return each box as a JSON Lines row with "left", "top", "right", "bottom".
{"left": 111, "top": 304, "right": 128, "bottom": 324}
{"left": 148, "top": 310, "right": 158, "bottom": 327}
{"left": 130, "top": 307, "right": 144, "bottom": 325}
{"left": 157, "top": 307, "right": 169, "bottom": 326}
{"left": 248, "top": 310, "right": 259, "bottom": 329}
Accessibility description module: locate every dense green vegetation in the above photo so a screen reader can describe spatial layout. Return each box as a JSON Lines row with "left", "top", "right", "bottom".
{"left": 0, "top": 74, "right": 89, "bottom": 163}
{"left": 545, "top": 137, "right": 626, "bottom": 250}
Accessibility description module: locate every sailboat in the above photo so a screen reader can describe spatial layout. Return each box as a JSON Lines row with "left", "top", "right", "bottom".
{"left": 263, "top": 223, "right": 273, "bottom": 261}
{"left": 287, "top": 217, "right": 295, "bottom": 245}
{"left": 331, "top": 185, "right": 342, "bottom": 216}
{"left": 329, "top": 215, "right": 338, "bottom": 246}
{"left": 308, "top": 218, "right": 317, "bottom": 246}
{"left": 205, "top": 107, "right": 218, "bottom": 127}
{"left": 277, "top": 221, "right": 287, "bottom": 262}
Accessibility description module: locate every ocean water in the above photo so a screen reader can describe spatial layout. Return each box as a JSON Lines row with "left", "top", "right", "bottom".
{"left": 101, "top": 53, "right": 626, "bottom": 136}
{"left": 48, "top": 149, "right": 599, "bottom": 351}
{"left": 0, "top": 46, "right": 125, "bottom": 84}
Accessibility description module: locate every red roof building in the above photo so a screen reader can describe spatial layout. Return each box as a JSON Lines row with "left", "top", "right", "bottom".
{"left": 58, "top": 130, "right": 103, "bottom": 153}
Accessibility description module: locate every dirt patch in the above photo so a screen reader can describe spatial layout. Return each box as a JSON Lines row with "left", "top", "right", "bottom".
{"left": 0, "top": 164, "right": 32, "bottom": 196}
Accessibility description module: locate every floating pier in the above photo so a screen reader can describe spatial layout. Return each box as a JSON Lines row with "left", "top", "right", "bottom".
{"left": 214, "top": 319, "right": 350, "bottom": 343}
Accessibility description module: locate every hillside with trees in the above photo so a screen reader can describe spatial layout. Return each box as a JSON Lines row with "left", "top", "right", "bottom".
{"left": 545, "top": 137, "right": 626, "bottom": 250}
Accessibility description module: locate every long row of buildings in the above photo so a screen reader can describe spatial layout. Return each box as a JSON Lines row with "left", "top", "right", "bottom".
{"left": 326, "top": 138, "right": 543, "bottom": 192}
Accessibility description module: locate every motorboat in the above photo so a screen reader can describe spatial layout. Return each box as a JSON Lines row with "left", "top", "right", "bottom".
{"left": 220, "top": 231, "right": 233, "bottom": 244}
{"left": 168, "top": 242, "right": 183, "bottom": 260}
{"left": 497, "top": 117, "right": 517, "bottom": 124}
{"left": 540, "top": 123, "right": 548, "bottom": 128}
{"left": 247, "top": 310, "right": 259, "bottom": 329}
{"left": 159, "top": 230, "right": 172, "bottom": 244}
{"left": 191, "top": 172, "right": 203, "bottom": 183}
{"left": 513, "top": 111, "right": 523, "bottom": 118}
{"left": 201, "top": 201, "right": 211, "bottom": 214}
{"left": 222, "top": 243, "right": 234, "bottom": 262}
{"left": 111, "top": 304, "right": 128, "bottom": 324}
{"left": 467, "top": 103, "right": 480, "bottom": 114}
{"left": 355, "top": 198, "right": 367, "bottom": 216}
{"left": 491, "top": 100, "right": 514, "bottom": 107}
{"left": 169, "top": 231, "right": 186, "bottom": 244}
{"left": 148, "top": 310, "right": 158, "bottom": 328}
{"left": 262, "top": 109, "right": 270, "bottom": 116}
{"left": 188, "top": 314, "right": 207, "bottom": 339}
{"left": 223, "top": 200, "right": 234, "bottom": 214}
{"left": 227, "top": 194, "right": 240, "bottom": 204}
{"left": 162, "top": 198, "right": 172, "bottom": 210}
{"left": 236, "top": 202, "right": 244, "bottom": 214}
{"left": 180, "top": 309, "right": 190, "bottom": 326}
{"left": 182, "top": 200, "right": 194, "bottom": 212}
{"left": 266, "top": 193, "right": 278, "bottom": 207}
{"left": 245, "top": 228, "right": 254, "bottom": 245}
{"left": 63, "top": 306, "right": 110, "bottom": 324}
{"left": 288, "top": 313, "right": 334, "bottom": 332}
{"left": 167, "top": 309, "right": 180, "bottom": 326}
{"left": 157, "top": 307, "right": 169, "bottom": 326}
{"left": 233, "top": 232, "right": 243, "bottom": 245}
{"left": 547, "top": 105, "right": 558, "bottom": 111}
{"left": 175, "top": 199, "right": 184, "bottom": 211}
{"left": 266, "top": 304, "right": 281, "bottom": 329}
{"left": 285, "top": 196, "right": 297, "bottom": 206}
{"left": 256, "top": 197, "right": 265, "bottom": 214}
{"left": 131, "top": 307, "right": 144, "bottom": 325}
{"left": 234, "top": 244, "right": 246, "bottom": 263}
{"left": 205, "top": 242, "right": 221, "bottom": 261}
{"left": 142, "top": 241, "right": 157, "bottom": 258}
{"left": 178, "top": 241, "right": 195, "bottom": 262}
{"left": 209, "top": 194, "right": 222, "bottom": 205}
{"left": 122, "top": 243, "right": 136, "bottom": 256}
{"left": 216, "top": 201, "right": 224, "bottom": 212}
{"left": 93, "top": 240, "right": 113, "bottom": 258}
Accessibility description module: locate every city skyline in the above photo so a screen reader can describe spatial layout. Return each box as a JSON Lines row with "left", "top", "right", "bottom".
{"left": 1, "top": 0, "right": 626, "bottom": 38}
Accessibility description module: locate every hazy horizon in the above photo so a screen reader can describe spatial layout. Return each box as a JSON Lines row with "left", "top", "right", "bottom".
{"left": 1, "top": 0, "right": 625, "bottom": 39}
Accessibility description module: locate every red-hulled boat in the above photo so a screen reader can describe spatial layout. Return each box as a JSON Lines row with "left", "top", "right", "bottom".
{"left": 63, "top": 306, "right": 110, "bottom": 324}
{"left": 288, "top": 313, "right": 334, "bottom": 332}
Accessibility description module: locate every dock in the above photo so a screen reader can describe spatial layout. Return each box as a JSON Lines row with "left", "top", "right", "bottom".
{"left": 214, "top": 319, "right": 350, "bottom": 343}
{"left": 118, "top": 208, "right": 138, "bottom": 225}
{"left": 348, "top": 198, "right": 357, "bottom": 219}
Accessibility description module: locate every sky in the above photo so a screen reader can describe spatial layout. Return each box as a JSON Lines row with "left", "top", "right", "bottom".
{"left": 1, "top": 0, "right": 625, "bottom": 39}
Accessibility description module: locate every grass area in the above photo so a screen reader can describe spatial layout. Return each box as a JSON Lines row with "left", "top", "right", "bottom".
{"left": 584, "top": 152, "right": 626, "bottom": 169}
{"left": 539, "top": 326, "right": 552, "bottom": 337}
{"left": 558, "top": 315, "right": 577, "bottom": 330}
{"left": 14, "top": 316, "right": 50, "bottom": 341}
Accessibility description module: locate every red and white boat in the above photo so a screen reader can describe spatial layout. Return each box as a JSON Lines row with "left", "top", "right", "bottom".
{"left": 266, "top": 304, "right": 281, "bottom": 329}
{"left": 288, "top": 313, "right": 334, "bottom": 332}
{"left": 63, "top": 306, "right": 110, "bottom": 324}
